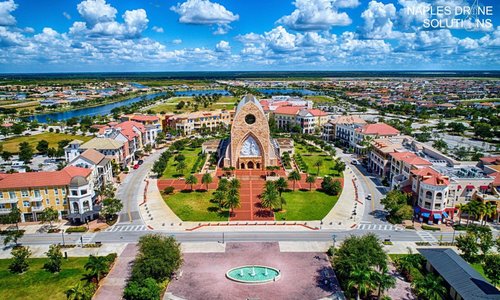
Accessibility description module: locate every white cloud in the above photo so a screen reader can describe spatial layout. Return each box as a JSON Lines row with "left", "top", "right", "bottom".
{"left": 215, "top": 40, "right": 230, "bottom": 52}
{"left": 172, "top": 39, "right": 182, "bottom": 44}
{"left": 0, "top": 0, "right": 17, "bottom": 26}
{"left": 264, "top": 26, "right": 297, "bottom": 52}
{"left": 458, "top": 37, "right": 478, "bottom": 50}
{"left": 0, "top": 26, "right": 24, "bottom": 46}
{"left": 334, "top": 0, "right": 360, "bottom": 8}
{"left": 277, "top": 0, "right": 351, "bottom": 31}
{"left": 361, "top": 1, "right": 398, "bottom": 39}
{"left": 123, "top": 9, "right": 149, "bottom": 37}
{"left": 170, "top": 0, "right": 239, "bottom": 34}
{"left": 152, "top": 26, "right": 164, "bottom": 33}
{"left": 340, "top": 31, "right": 391, "bottom": 53}
{"left": 77, "top": 0, "right": 117, "bottom": 26}
{"left": 63, "top": 11, "right": 72, "bottom": 20}
{"left": 235, "top": 32, "right": 264, "bottom": 44}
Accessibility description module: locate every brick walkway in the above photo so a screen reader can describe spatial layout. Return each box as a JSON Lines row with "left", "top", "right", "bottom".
{"left": 94, "top": 243, "right": 137, "bottom": 300}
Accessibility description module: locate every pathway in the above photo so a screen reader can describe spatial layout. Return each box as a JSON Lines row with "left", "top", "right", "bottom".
{"left": 94, "top": 243, "right": 137, "bottom": 300}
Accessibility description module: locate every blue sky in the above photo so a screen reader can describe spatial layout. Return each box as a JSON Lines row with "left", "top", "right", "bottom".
{"left": 0, "top": 0, "right": 499, "bottom": 73}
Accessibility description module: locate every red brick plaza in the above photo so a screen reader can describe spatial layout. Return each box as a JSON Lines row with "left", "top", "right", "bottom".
{"left": 157, "top": 168, "right": 342, "bottom": 221}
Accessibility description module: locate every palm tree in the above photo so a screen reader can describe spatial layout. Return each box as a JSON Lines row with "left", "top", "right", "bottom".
{"left": 66, "top": 282, "right": 93, "bottom": 300}
{"left": 176, "top": 161, "right": 186, "bottom": 175}
{"left": 84, "top": 255, "right": 109, "bottom": 283}
{"left": 306, "top": 174, "right": 316, "bottom": 191}
{"left": 456, "top": 204, "right": 465, "bottom": 225}
{"left": 261, "top": 182, "right": 279, "bottom": 212}
{"left": 201, "top": 173, "right": 212, "bottom": 191}
{"left": 482, "top": 202, "right": 496, "bottom": 225}
{"left": 185, "top": 174, "right": 198, "bottom": 191}
{"left": 217, "top": 178, "right": 229, "bottom": 193}
{"left": 288, "top": 170, "right": 301, "bottom": 191}
{"left": 347, "top": 267, "right": 375, "bottom": 300}
{"left": 229, "top": 178, "right": 241, "bottom": 190}
{"left": 412, "top": 273, "right": 446, "bottom": 300}
{"left": 213, "top": 190, "right": 226, "bottom": 211}
{"left": 314, "top": 159, "right": 323, "bottom": 176}
{"left": 467, "top": 200, "right": 481, "bottom": 225}
{"left": 372, "top": 265, "right": 396, "bottom": 299}
{"left": 226, "top": 189, "right": 240, "bottom": 215}
{"left": 275, "top": 177, "right": 288, "bottom": 197}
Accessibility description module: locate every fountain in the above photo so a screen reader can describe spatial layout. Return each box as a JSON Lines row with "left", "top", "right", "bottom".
{"left": 226, "top": 265, "right": 281, "bottom": 284}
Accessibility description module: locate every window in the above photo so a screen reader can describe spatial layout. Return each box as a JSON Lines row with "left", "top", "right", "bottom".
{"left": 23, "top": 201, "right": 30, "bottom": 207}
{"left": 425, "top": 191, "right": 433, "bottom": 199}
{"left": 56, "top": 198, "right": 60, "bottom": 205}
{"left": 81, "top": 189, "right": 87, "bottom": 195}
{"left": 9, "top": 191, "right": 16, "bottom": 199}
{"left": 46, "top": 199, "right": 50, "bottom": 205}
{"left": 0, "top": 192, "right": 3, "bottom": 199}
{"left": 71, "top": 190, "right": 78, "bottom": 196}
{"left": 45, "top": 188, "right": 48, "bottom": 194}
{"left": 63, "top": 199, "right": 67, "bottom": 205}
{"left": 34, "top": 190, "right": 41, "bottom": 197}
{"left": 54, "top": 188, "right": 59, "bottom": 195}
{"left": 62, "top": 189, "right": 66, "bottom": 196}
{"left": 21, "top": 190, "right": 29, "bottom": 197}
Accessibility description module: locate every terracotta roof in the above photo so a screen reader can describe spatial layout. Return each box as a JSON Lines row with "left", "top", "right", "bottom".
{"left": 489, "top": 172, "right": 500, "bottom": 186}
{"left": 130, "top": 115, "right": 159, "bottom": 122}
{"left": 308, "top": 109, "right": 327, "bottom": 116}
{"left": 79, "top": 149, "right": 105, "bottom": 165}
{"left": 81, "top": 138, "right": 124, "bottom": 150}
{"left": 412, "top": 167, "right": 449, "bottom": 186}
{"left": 0, "top": 166, "right": 91, "bottom": 189}
{"left": 390, "top": 152, "right": 432, "bottom": 166}
{"left": 480, "top": 156, "right": 500, "bottom": 165}
{"left": 274, "top": 106, "right": 301, "bottom": 115}
{"left": 329, "top": 115, "right": 366, "bottom": 125}
{"left": 357, "top": 123, "right": 400, "bottom": 136}
{"left": 411, "top": 166, "right": 441, "bottom": 177}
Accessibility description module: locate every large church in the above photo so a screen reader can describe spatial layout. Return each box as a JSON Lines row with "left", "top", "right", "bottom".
{"left": 222, "top": 95, "right": 279, "bottom": 170}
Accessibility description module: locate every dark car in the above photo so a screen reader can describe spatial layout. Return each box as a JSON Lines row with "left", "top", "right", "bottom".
{"left": 138, "top": 160, "right": 144, "bottom": 165}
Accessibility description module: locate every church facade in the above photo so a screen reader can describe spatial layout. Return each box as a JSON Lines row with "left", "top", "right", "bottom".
{"left": 223, "top": 95, "right": 278, "bottom": 170}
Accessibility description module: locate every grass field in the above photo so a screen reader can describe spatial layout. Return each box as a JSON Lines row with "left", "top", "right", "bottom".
{"left": 161, "top": 147, "right": 203, "bottom": 178}
{"left": 149, "top": 96, "right": 237, "bottom": 114}
{"left": 0, "top": 132, "right": 92, "bottom": 153}
{"left": 295, "top": 142, "right": 339, "bottom": 177}
{"left": 275, "top": 190, "right": 339, "bottom": 221}
{"left": 0, "top": 257, "right": 88, "bottom": 300}
{"left": 304, "top": 95, "right": 337, "bottom": 103}
{"left": 163, "top": 190, "right": 229, "bottom": 221}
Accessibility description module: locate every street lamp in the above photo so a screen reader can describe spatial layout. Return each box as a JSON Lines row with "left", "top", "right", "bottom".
{"left": 332, "top": 234, "right": 337, "bottom": 248}
{"left": 61, "top": 230, "right": 65, "bottom": 246}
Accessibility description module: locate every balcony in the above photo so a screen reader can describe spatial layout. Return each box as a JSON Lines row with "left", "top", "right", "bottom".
{"left": 30, "top": 196, "right": 43, "bottom": 202}
{"left": 0, "top": 208, "right": 11, "bottom": 214}
{"left": 31, "top": 205, "right": 45, "bottom": 212}
{"left": 0, "top": 198, "right": 18, "bottom": 204}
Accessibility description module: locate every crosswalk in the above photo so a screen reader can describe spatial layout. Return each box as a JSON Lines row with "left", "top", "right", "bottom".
{"left": 416, "top": 230, "right": 438, "bottom": 244}
{"left": 80, "top": 233, "right": 96, "bottom": 244}
{"left": 356, "top": 223, "right": 403, "bottom": 231}
{"left": 105, "top": 225, "right": 148, "bottom": 232}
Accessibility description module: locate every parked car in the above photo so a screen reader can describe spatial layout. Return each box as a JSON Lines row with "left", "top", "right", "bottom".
{"left": 366, "top": 194, "right": 371, "bottom": 200}
{"left": 351, "top": 160, "right": 358, "bottom": 165}
{"left": 138, "top": 159, "right": 144, "bottom": 165}
{"left": 133, "top": 164, "right": 140, "bottom": 169}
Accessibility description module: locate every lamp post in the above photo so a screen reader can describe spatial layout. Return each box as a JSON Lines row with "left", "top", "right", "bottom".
{"left": 332, "top": 234, "right": 337, "bottom": 248}
{"left": 61, "top": 230, "right": 65, "bottom": 246}
{"left": 451, "top": 221, "right": 456, "bottom": 244}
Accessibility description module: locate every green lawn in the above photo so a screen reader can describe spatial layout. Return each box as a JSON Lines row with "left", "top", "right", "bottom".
{"left": 149, "top": 96, "right": 237, "bottom": 114}
{"left": 161, "top": 147, "right": 203, "bottom": 178}
{"left": 304, "top": 95, "right": 337, "bottom": 103}
{"left": 275, "top": 190, "right": 339, "bottom": 221}
{"left": 0, "top": 132, "right": 92, "bottom": 153}
{"left": 163, "top": 190, "right": 229, "bottom": 221}
{"left": 0, "top": 257, "right": 88, "bottom": 300}
{"left": 295, "top": 142, "right": 340, "bottom": 177}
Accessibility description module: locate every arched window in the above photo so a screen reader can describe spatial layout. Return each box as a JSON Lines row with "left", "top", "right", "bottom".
{"left": 247, "top": 161, "right": 254, "bottom": 169}
{"left": 72, "top": 202, "right": 80, "bottom": 213}
{"left": 436, "top": 192, "right": 442, "bottom": 200}
{"left": 240, "top": 163, "right": 245, "bottom": 169}
{"left": 425, "top": 191, "right": 433, "bottom": 199}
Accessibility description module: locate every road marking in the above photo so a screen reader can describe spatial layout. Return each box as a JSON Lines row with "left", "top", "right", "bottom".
{"left": 106, "top": 225, "right": 148, "bottom": 232}
{"left": 356, "top": 223, "right": 401, "bottom": 231}
{"left": 416, "top": 230, "right": 438, "bottom": 244}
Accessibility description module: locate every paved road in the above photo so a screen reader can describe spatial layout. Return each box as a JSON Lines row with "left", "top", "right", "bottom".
{"left": 9, "top": 229, "right": 474, "bottom": 246}
{"left": 116, "top": 148, "right": 166, "bottom": 225}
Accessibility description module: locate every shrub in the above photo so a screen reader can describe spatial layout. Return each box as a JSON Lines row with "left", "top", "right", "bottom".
{"left": 66, "top": 226, "right": 88, "bottom": 233}
{"left": 9, "top": 246, "right": 31, "bottom": 274}
{"left": 421, "top": 225, "right": 440, "bottom": 231}
{"left": 43, "top": 244, "right": 63, "bottom": 273}
{"left": 124, "top": 278, "right": 161, "bottom": 300}
{"left": 415, "top": 242, "right": 431, "bottom": 246}
{"left": 164, "top": 186, "right": 175, "bottom": 194}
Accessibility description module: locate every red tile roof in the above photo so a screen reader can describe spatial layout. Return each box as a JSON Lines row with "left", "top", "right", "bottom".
{"left": 308, "top": 109, "right": 327, "bottom": 117}
{"left": 274, "top": 106, "right": 301, "bottom": 115}
{"left": 0, "top": 166, "right": 91, "bottom": 189}
{"left": 411, "top": 167, "right": 449, "bottom": 186}
{"left": 357, "top": 123, "right": 400, "bottom": 136}
{"left": 389, "top": 152, "right": 432, "bottom": 166}
{"left": 480, "top": 156, "right": 500, "bottom": 165}
{"left": 130, "top": 115, "right": 159, "bottom": 122}
{"left": 489, "top": 172, "right": 500, "bottom": 186}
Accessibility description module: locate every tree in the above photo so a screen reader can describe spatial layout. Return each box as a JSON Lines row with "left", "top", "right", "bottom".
{"left": 225, "top": 188, "right": 240, "bottom": 215}
{"left": 175, "top": 161, "right": 186, "bottom": 175}
{"left": 124, "top": 277, "right": 161, "bottom": 300}
{"left": 412, "top": 274, "right": 447, "bottom": 300}
{"left": 152, "top": 160, "right": 166, "bottom": 177}
{"left": 84, "top": 255, "right": 110, "bottom": 283}
{"left": 9, "top": 246, "right": 31, "bottom": 274}
{"left": 275, "top": 177, "right": 288, "bottom": 197}
{"left": 347, "top": 267, "right": 374, "bottom": 300}
{"left": 101, "top": 198, "right": 123, "bottom": 221}
{"left": 334, "top": 160, "right": 346, "bottom": 174}
{"left": 143, "top": 144, "right": 152, "bottom": 154}
{"left": 40, "top": 207, "right": 59, "bottom": 228}
{"left": 473, "top": 122, "right": 493, "bottom": 139}
{"left": 101, "top": 183, "right": 116, "bottom": 199}
{"left": 185, "top": 174, "right": 198, "bottom": 191}
{"left": 314, "top": 159, "right": 323, "bottom": 176}
{"left": 483, "top": 255, "right": 500, "bottom": 286}
{"left": 432, "top": 139, "right": 448, "bottom": 151}
{"left": 131, "top": 234, "right": 182, "bottom": 283}
{"left": 44, "top": 244, "right": 63, "bottom": 273}
{"left": 6, "top": 206, "right": 21, "bottom": 229}
{"left": 448, "top": 122, "right": 467, "bottom": 134}
{"left": 456, "top": 233, "right": 479, "bottom": 262}
{"left": 321, "top": 176, "right": 342, "bottom": 196}
{"left": 395, "top": 249, "right": 424, "bottom": 281}
{"left": 18, "top": 141, "right": 34, "bottom": 164}
{"left": 288, "top": 170, "right": 301, "bottom": 191}
{"left": 261, "top": 181, "right": 279, "bottom": 212}
{"left": 372, "top": 265, "right": 396, "bottom": 299}
{"left": 36, "top": 139, "right": 49, "bottom": 154}
{"left": 201, "top": 173, "right": 212, "bottom": 191}
{"left": 306, "top": 174, "right": 316, "bottom": 191}
{"left": 66, "top": 282, "right": 95, "bottom": 300}
{"left": 380, "top": 190, "right": 411, "bottom": 223}
{"left": 229, "top": 178, "right": 241, "bottom": 190}
{"left": 213, "top": 190, "right": 226, "bottom": 211}
{"left": 1, "top": 150, "right": 12, "bottom": 161}
{"left": 3, "top": 228, "right": 24, "bottom": 246}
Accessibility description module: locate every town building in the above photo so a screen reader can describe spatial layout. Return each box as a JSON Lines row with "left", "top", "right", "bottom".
{"left": 68, "top": 149, "right": 113, "bottom": 190}
{"left": 273, "top": 106, "right": 328, "bottom": 134}
{"left": 0, "top": 166, "right": 99, "bottom": 223}
{"left": 164, "top": 109, "right": 234, "bottom": 135}
{"left": 65, "top": 138, "right": 127, "bottom": 167}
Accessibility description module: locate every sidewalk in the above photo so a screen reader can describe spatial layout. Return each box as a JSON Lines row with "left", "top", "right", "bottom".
{"left": 139, "top": 177, "right": 182, "bottom": 230}
{"left": 0, "top": 243, "right": 127, "bottom": 259}
{"left": 321, "top": 168, "right": 364, "bottom": 229}
{"left": 94, "top": 243, "right": 137, "bottom": 300}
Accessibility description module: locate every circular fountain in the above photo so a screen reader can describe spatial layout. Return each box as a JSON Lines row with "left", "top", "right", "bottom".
{"left": 226, "top": 265, "right": 281, "bottom": 284}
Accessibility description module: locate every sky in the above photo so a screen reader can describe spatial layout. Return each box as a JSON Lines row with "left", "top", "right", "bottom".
{"left": 0, "top": 0, "right": 499, "bottom": 73}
